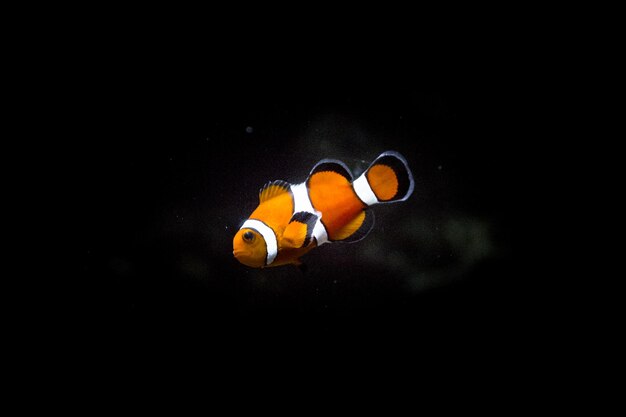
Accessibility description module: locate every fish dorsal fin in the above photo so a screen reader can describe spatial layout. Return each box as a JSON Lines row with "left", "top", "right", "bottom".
{"left": 259, "top": 180, "right": 291, "bottom": 203}
{"left": 281, "top": 211, "right": 318, "bottom": 249}
{"left": 331, "top": 209, "right": 375, "bottom": 243}
{"left": 308, "top": 159, "right": 353, "bottom": 183}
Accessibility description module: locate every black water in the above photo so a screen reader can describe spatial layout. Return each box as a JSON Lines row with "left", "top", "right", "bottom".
{"left": 77, "top": 63, "right": 533, "bottom": 371}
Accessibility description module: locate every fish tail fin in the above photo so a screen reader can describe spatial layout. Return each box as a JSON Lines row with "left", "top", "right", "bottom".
{"left": 352, "top": 151, "right": 414, "bottom": 206}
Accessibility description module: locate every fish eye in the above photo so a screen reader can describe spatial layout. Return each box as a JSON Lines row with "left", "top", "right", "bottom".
{"left": 242, "top": 231, "right": 255, "bottom": 243}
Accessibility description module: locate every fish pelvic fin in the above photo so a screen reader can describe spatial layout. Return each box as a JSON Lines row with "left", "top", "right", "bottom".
{"left": 296, "top": 261, "right": 308, "bottom": 274}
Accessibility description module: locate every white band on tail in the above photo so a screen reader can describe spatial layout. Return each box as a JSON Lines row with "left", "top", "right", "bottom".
{"left": 353, "top": 174, "right": 378, "bottom": 206}
{"left": 241, "top": 219, "right": 278, "bottom": 265}
{"left": 290, "top": 182, "right": 328, "bottom": 246}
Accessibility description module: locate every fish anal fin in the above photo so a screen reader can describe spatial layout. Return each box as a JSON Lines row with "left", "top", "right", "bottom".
{"left": 259, "top": 180, "right": 291, "bottom": 203}
{"left": 332, "top": 210, "right": 375, "bottom": 243}
{"left": 281, "top": 211, "right": 317, "bottom": 249}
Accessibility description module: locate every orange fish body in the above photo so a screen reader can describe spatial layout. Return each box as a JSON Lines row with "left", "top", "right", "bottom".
{"left": 232, "top": 151, "right": 414, "bottom": 268}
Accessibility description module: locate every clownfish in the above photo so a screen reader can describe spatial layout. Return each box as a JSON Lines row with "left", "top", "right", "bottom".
{"left": 232, "top": 151, "right": 414, "bottom": 268}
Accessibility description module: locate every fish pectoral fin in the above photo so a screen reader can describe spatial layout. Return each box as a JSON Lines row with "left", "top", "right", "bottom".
{"left": 280, "top": 211, "right": 318, "bottom": 249}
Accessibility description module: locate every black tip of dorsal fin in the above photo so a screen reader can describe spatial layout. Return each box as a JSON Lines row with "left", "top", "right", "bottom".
{"left": 308, "top": 159, "right": 353, "bottom": 182}
{"left": 259, "top": 180, "right": 291, "bottom": 203}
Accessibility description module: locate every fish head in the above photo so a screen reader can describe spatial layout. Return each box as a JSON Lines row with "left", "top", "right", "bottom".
{"left": 233, "top": 228, "right": 267, "bottom": 268}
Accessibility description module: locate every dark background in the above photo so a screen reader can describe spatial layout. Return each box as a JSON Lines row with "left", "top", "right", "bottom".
{"left": 74, "top": 46, "right": 540, "bottom": 369}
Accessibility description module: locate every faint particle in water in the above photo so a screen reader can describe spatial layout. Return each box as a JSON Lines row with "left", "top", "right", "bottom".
{"left": 438, "top": 165, "right": 443, "bottom": 170}
{"left": 109, "top": 257, "right": 133, "bottom": 277}
{"left": 180, "top": 254, "right": 210, "bottom": 280}
{"left": 245, "top": 126, "right": 254, "bottom": 133}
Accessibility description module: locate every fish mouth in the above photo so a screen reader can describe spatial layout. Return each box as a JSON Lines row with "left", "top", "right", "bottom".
{"left": 233, "top": 250, "right": 260, "bottom": 267}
